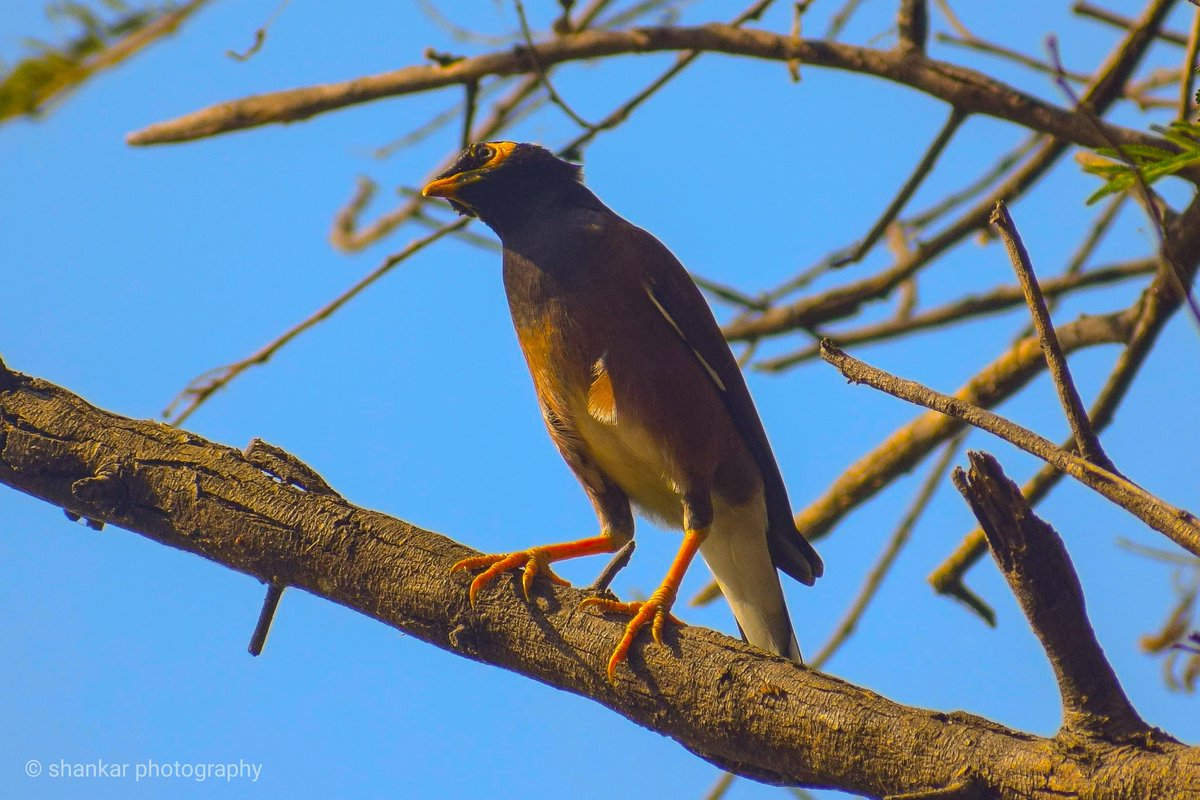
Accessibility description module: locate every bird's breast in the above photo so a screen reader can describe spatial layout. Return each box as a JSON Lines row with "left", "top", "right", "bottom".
{"left": 571, "top": 380, "right": 684, "bottom": 527}
{"left": 502, "top": 245, "right": 694, "bottom": 526}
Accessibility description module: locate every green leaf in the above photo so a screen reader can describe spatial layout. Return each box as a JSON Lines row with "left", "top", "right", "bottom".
{"left": 1081, "top": 121, "right": 1200, "bottom": 205}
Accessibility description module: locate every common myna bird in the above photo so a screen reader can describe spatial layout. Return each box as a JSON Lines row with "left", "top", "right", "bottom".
{"left": 423, "top": 142, "right": 822, "bottom": 681}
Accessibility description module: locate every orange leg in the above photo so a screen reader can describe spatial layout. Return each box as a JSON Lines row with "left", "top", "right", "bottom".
{"left": 451, "top": 534, "right": 623, "bottom": 606}
{"left": 580, "top": 526, "right": 707, "bottom": 682}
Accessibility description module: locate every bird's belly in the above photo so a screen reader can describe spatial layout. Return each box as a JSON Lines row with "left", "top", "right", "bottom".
{"left": 573, "top": 409, "right": 683, "bottom": 528}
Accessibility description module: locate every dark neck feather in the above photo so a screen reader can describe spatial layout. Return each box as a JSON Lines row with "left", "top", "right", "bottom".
{"left": 473, "top": 175, "right": 604, "bottom": 239}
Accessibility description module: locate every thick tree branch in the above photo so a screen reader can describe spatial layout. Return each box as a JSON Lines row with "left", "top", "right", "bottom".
{"left": 127, "top": 22, "right": 1188, "bottom": 168}
{"left": 953, "top": 451, "right": 1149, "bottom": 740}
{"left": 2, "top": 360, "right": 1197, "bottom": 798}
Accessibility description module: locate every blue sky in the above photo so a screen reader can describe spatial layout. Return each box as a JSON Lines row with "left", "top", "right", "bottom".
{"left": 2, "top": 2, "right": 1198, "bottom": 798}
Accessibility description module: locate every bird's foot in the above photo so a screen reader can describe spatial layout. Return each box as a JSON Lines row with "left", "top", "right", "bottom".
{"left": 451, "top": 549, "right": 570, "bottom": 606}
{"left": 579, "top": 591, "right": 683, "bottom": 682}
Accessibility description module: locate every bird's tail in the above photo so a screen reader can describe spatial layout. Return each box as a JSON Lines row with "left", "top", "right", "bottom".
{"left": 699, "top": 498, "right": 802, "bottom": 661}
{"left": 768, "top": 519, "right": 824, "bottom": 587}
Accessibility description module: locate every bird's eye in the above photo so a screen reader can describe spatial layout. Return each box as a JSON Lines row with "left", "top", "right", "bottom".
{"left": 475, "top": 144, "right": 494, "bottom": 162}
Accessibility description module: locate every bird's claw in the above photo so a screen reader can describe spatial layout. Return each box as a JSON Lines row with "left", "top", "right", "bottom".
{"left": 451, "top": 550, "right": 569, "bottom": 606}
{"left": 579, "top": 593, "right": 683, "bottom": 682}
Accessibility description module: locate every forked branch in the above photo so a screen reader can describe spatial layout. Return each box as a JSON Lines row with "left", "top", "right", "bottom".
{"left": 953, "top": 451, "right": 1151, "bottom": 740}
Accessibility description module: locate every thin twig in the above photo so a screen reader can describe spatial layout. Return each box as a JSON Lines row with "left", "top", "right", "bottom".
{"left": 810, "top": 433, "right": 963, "bottom": 669}
{"left": 460, "top": 80, "right": 479, "bottom": 150}
{"left": 795, "top": 308, "right": 1135, "bottom": 544}
{"left": 225, "top": 0, "right": 291, "bottom": 62}
{"left": 756, "top": 258, "right": 1154, "bottom": 370}
{"left": 825, "top": 0, "right": 867, "bottom": 40}
{"left": 903, "top": 134, "right": 1040, "bottom": 233}
{"left": 935, "top": 32, "right": 1091, "bottom": 83}
{"left": 585, "top": 540, "right": 636, "bottom": 595}
{"left": 1181, "top": 6, "right": 1200, "bottom": 120}
{"left": 1072, "top": 1, "right": 1190, "bottom": 46}
{"left": 559, "top": 0, "right": 779, "bottom": 156}
{"left": 165, "top": 220, "right": 468, "bottom": 425}
{"left": 1118, "top": 537, "right": 1200, "bottom": 566}
{"left": 832, "top": 107, "right": 967, "bottom": 271}
{"left": 786, "top": 2, "right": 801, "bottom": 82}
{"left": 702, "top": 772, "right": 735, "bottom": 800}
{"left": 248, "top": 582, "right": 285, "bottom": 656}
{"left": 820, "top": 340, "right": 1200, "bottom": 559}
{"left": 989, "top": 200, "right": 1115, "bottom": 471}
{"left": 417, "top": 0, "right": 522, "bottom": 47}
{"left": 514, "top": 0, "right": 600, "bottom": 131}
{"left": 932, "top": 0, "right": 975, "bottom": 40}
{"left": 691, "top": 274, "right": 768, "bottom": 311}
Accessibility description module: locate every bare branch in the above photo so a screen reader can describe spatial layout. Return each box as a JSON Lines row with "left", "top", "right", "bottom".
{"left": 460, "top": 79, "right": 479, "bottom": 150}
{"left": 897, "top": 0, "right": 928, "bottom": 52}
{"left": 125, "top": 23, "right": 1192, "bottom": 165}
{"left": 825, "top": 0, "right": 867, "bottom": 40}
{"left": 1181, "top": 6, "right": 1200, "bottom": 120}
{"left": 989, "top": 200, "right": 1115, "bottom": 471}
{"left": 833, "top": 108, "right": 966, "bottom": 272}
{"left": 513, "top": 0, "right": 600, "bottom": 131}
{"left": 902, "top": 134, "right": 1040, "bottom": 234}
{"left": 820, "top": 340, "right": 1200, "bottom": 559}
{"left": 731, "top": 0, "right": 1176, "bottom": 343}
{"left": 165, "top": 220, "right": 467, "bottom": 425}
{"left": 795, "top": 308, "right": 1134, "bottom": 543}
{"left": 1073, "top": 1, "right": 1190, "bottom": 46}
{"left": 247, "top": 582, "right": 284, "bottom": 656}
{"left": 953, "top": 451, "right": 1150, "bottom": 740}
{"left": 936, "top": 32, "right": 1091, "bottom": 84}
{"left": 225, "top": 0, "right": 292, "bottom": 62}
{"left": 756, "top": 258, "right": 1154, "bottom": 370}
{"left": 932, "top": 196, "right": 1200, "bottom": 615}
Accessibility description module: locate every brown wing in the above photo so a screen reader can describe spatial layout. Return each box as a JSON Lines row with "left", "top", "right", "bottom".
{"left": 619, "top": 221, "right": 823, "bottom": 585}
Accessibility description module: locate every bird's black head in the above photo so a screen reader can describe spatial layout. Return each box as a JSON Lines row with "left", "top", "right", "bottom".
{"left": 421, "top": 142, "right": 584, "bottom": 231}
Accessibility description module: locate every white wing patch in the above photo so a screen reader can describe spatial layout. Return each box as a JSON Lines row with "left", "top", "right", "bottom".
{"left": 643, "top": 281, "right": 727, "bottom": 393}
{"left": 587, "top": 355, "right": 618, "bottom": 425}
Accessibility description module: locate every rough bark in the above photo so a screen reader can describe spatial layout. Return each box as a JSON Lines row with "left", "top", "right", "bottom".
{"left": 1, "top": 358, "right": 1196, "bottom": 799}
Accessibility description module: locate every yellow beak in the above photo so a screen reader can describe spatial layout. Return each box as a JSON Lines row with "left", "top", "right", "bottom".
{"left": 421, "top": 175, "right": 461, "bottom": 198}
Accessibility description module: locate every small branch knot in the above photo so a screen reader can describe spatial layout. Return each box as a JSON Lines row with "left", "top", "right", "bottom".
{"left": 244, "top": 438, "right": 342, "bottom": 498}
{"left": 71, "top": 465, "right": 129, "bottom": 517}
{"left": 0, "top": 355, "right": 18, "bottom": 392}
{"left": 422, "top": 47, "right": 464, "bottom": 67}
